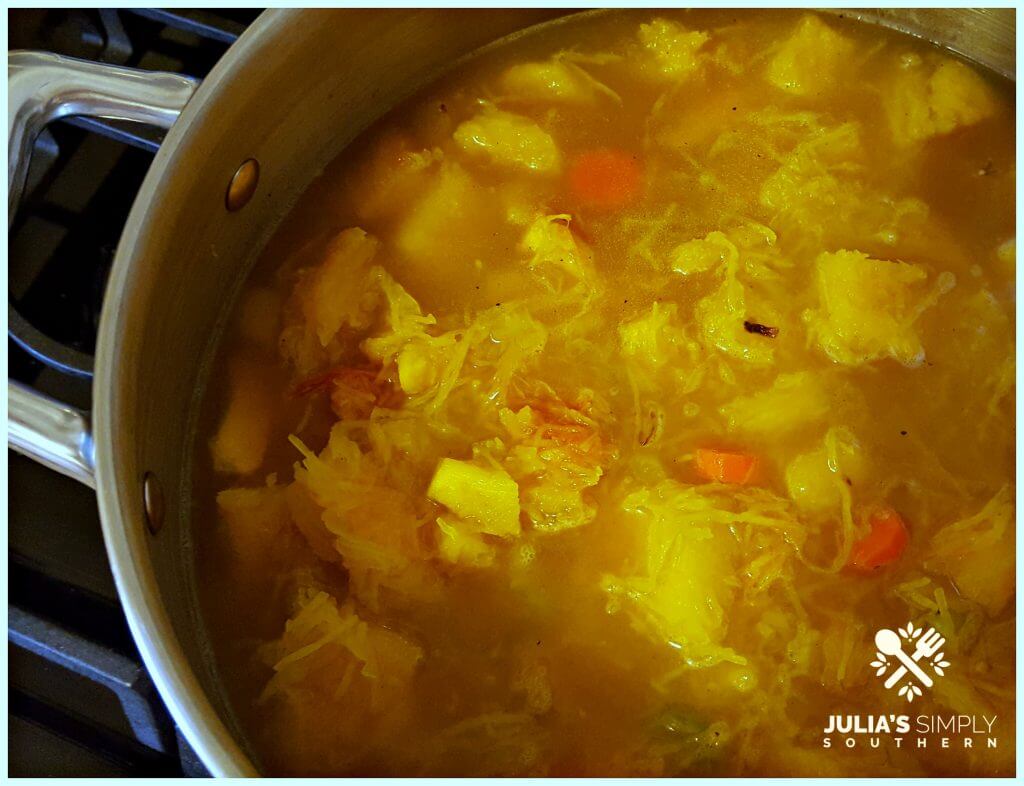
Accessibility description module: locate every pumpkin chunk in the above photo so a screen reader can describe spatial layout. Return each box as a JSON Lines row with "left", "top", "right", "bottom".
{"left": 804, "top": 249, "right": 953, "bottom": 367}
{"left": 454, "top": 108, "right": 561, "bottom": 173}
{"left": 427, "top": 458, "right": 521, "bottom": 537}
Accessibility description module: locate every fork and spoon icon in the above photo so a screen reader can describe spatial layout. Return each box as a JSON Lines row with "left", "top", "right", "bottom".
{"left": 874, "top": 627, "right": 946, "bottom": 689}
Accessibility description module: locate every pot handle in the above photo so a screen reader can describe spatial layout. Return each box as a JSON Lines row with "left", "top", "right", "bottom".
{"left": 7, "top": 51, "right": 199, "bottom": 486}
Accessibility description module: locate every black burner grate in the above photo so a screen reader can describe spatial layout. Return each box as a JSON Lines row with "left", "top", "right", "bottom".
{"left": 8, "top": 8, "right": 261, "bottom": 776}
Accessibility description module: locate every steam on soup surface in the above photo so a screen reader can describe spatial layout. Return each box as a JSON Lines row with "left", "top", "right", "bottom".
{"left": 197, "top": 9, "right": 1015, "bottom": 776}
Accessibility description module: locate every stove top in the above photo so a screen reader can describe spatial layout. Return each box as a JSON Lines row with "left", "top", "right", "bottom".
{"left": 8, "top": 9, "right": 261, "bottom": 776}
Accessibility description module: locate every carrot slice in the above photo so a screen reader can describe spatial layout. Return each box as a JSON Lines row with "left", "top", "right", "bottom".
{"left": 694, "top": 448, "right": 758, "bottom": 485}
{"left": 568, "top": 148, "right": 642, "bottom": 209}
{"left": 848, "top": 507, "right": 909, "bottom": 572}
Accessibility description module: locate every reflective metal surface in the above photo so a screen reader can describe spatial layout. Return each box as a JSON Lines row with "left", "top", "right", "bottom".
{"left": 7, "top": 52, "right": 198, "bottom": 466}
{"left": 846, "top": 8, "right": 1015, "bottom": 79}
{"left": 8, "top": 381, "right": 95, "bottom": 487}
{"left": 8, "top": 51, "right": 198, "bottom": 223}
{"left": 224, "top": 157, "right": 259, "bottom": 211}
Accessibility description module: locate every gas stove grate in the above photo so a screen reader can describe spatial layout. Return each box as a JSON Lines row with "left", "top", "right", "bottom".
{"left": 8, "top": 8, "right": 261, "bottom": 777}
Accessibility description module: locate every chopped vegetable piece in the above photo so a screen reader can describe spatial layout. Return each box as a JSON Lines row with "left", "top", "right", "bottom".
{"left": 393, "top": 159, "right": 497, "bottom": 270}
{"left": 569, "top": 148, "right": 642, "bottom": 209}
{"left": 520, "top": 213, "right": 596, "bottom": 289}
{"left": 696, "top": 275, "right": 774, "bottom": 365}
{"left": 216, "top": 484, "right": 289, "bottom": 569}
{"left": 436, "top": 516, "right": 497, "bottom": 567}
{"left": 427, "top": 458, "right": 521, "bottom": 537}
{"left": 926, "top": 486, "right": 1014, "bottom": 615}
{"left": 784, "top": 427, "right": 865, "bottom": 515}
{"left": 501, "top": 57, "right": 620, "bottom": 105}
{"left": 671, "top": 231, "right": 738, "bottom": 276}
{"left": 210, "top": 359, "right": 273, "bottom": 475}
{"left": 886, "top": 56, "right": 997, "bottom": 147}
{"left": 638, "top": 19, "right": 709, "bottom": 79}
{"left": 601, "top": 481, "right": 799, "bottom": 667}
{"left": 766, "top": 15, "right": 854, "bottom": 95}
{"left": 694, "top": 448, "right": 758, "bottom": 485}
{"left": 262, "top": 589, "right": 423, "bottom": 701}
{"left": 804, "top": 249, "right": 952, "bottom": 367}
{"left": 353, "top": 134, "right": 442, "bottom": 222}
{"left": 720, "top": 372, "right": 829, "bottom": 437}
{"left": 453, "top": 108, "right": 561, "bottom": 173}
{"left": 396, "top": 343, "right": 439, "bottom": 395}
{"left": 848, "top": 507, "right": 908, "bottom": 571}
{"left": 307, "top": 228, "right": 381, "bottom": 346}
{"left": 618, "top": 302, "right": 685, "bottom": 368}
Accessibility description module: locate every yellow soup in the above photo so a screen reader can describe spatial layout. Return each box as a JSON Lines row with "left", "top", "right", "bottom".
{"left": 196, "top": 9, "right": 1016, "bottom": 777}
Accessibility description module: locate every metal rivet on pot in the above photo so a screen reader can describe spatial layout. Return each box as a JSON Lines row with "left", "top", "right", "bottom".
{"left": 225, "top": 158, "right": 259, "bottom": 211}
{"left": 143, "top": 472, "right": 164, "bottom": 535}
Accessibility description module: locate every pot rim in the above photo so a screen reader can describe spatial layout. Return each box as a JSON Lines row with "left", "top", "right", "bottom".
{"left": 92, "top": 8, "right": 300, "bottom": 777}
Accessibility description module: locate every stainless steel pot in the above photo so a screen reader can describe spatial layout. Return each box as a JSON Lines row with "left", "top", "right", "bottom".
{"left": 7, "top": 8, "right": 1015, "bottom": 776}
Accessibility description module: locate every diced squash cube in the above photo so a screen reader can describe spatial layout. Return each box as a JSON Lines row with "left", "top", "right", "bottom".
{"left": 766, "top": 15, "right": 854, "bottom": 95}
{"left": 279, "top": 229, "right": 384, "bottom": 374}
{"left": 618, "top": 302, "right": 685, "bottom": 368}
{"left": 501, "top": 58, "right": 618, "bottom": 105}
{"left": 217, "top": 483, "right": 288, "bottom": 568}
{"left": 886, "top": 56, "right": 997, "bottom": 146}
{"left": 520, "top": 214, "right": 593, "bottom": 285}
{"left": 927, "top": 486, "right": 1014, "bottom": 615}
{"left": 929, "top": 59, "right": 997, "bottom": 130}
{"left": 785, "top": 452, "right": 835, "bottom": 514}
{"left": 696, "top": 276, "right": 774, "bottom": 365}
{"left": 427, "top": 458, "right": 521, "bottom": 537}
{"left": 210, "top": 358, "right": 273, "bottom": 475}
{"left": 307, "top": 228, "right": 380, "bottom": 346}
{"left": 604, "top": 482, "right": 741, "bottom": 664}
{"left": 805, "top": 249, "right": 947, "bottom": 367}
{"left": 638, "top": 19, "right": 709, "bottom": 79}
{"left": 671, "top": 231, "right": 737, "bottom": 276}
{"left": 354, "top": 134, "right": 442, "bottom": 222}
{"left": 759, "top": 123, "right": 861, "bottom": 224}
{"left": 361, "top": 267, "right": 437, "bottom": 366}
{"left": 394, "top": 161, "right": 495, "bottom": 274}
{"left": 436, "top": 516, "right": 497, "bottom": 567}
{"left": 784, "top": 427, "right": 865, "bottom": 515}
{"left": 720, "top": 372, "right": 829, "bottom": 436}
{"left": 396, "top": 342, "right": 439, "bottom": 395}
{"left": 394, "top": 161, "right": 471, "bottom": 261}
{"left": 453, "top": 109, "right": 560, "bottom": 174}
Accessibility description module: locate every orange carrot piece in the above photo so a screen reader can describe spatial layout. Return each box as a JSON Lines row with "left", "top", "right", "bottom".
{"left": 568, "top": 148, "right": 642, "bottom": 209}
{"left": 848, "top": 507, "right": 909, "bottom": 572}
{"left": 694, "top": 448, "right": 758, "bottom": 485}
